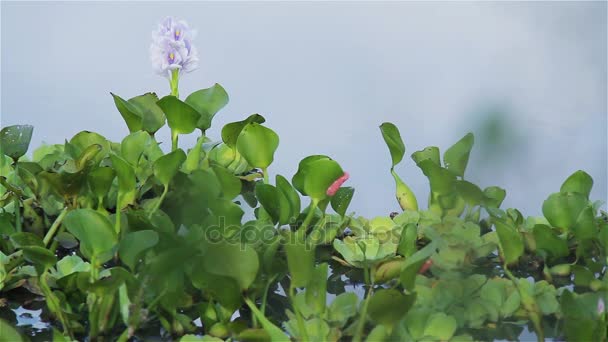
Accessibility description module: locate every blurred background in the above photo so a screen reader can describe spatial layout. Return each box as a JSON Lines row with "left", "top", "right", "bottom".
{"left": 2, "top": 1, "right": 606, "bottom": 217}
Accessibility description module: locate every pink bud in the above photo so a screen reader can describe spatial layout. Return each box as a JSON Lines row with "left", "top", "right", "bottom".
{"left": 418, "top": 259, "right": 433, "bottom": 274}
{"left": 326, "top": 172, "right": 350, "bottom": 196}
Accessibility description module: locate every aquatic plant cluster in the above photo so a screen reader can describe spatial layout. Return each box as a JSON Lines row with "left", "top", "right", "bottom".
{"left": 0, "top": 17, "right": 606, "bottom": 342}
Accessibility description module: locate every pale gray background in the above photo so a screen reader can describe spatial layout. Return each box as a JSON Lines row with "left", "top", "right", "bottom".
{"left": 2, "top": 1, "right": 607, "bottom": 217}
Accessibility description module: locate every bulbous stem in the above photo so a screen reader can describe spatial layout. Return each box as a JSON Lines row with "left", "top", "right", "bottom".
{"left": 170, "top": 69, "right": 180, "bottom": 98}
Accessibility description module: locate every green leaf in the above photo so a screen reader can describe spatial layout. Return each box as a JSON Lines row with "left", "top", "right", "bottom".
{"left": 185, "top": 83, "right": 229, "bottom": 132}
{"left": 443, "top": 133, "right": 474, "bottom": 178}
{"left": 202, "top": 241, "right": 259, "bottom": 290}
{"left": 542, "top": 192, "right": 588, "bottom": 230}
{"left": 64, "top": 209, "right": 117, "bottom": 264}
{"left": 397, "top": 223, "right": 418, "bottom": 257}
{"left": 210, "top": 165, "right": 242, "bottom": 200}
{"left": 244, "top": 298, "right": 288, "bottom": 342}
{"left": 53, "top": 328, "right": 69, "bottom": 342}
{"left": 330, "top": 187, "right": 354, "bottom": 217}
{"left": 276, "top": 175, "right": 301, "bottom": 223}
{"left": 423, "top": 313, "right": 457, "bottom": 340}
{"left": 572, "top": 206, "right": 596, "bottom": 241}
{"left": 112, "top": 93, "right": 144, "bottom": 132}
{"left": 483, "top": 186, "right": 507, "bottom": 208}
{"left": 404, "top": 309, "right": 432, "bottom": 340}
{"left": 191, "top": 265, "right": 243, "bottom": 313}
{"left": 368, "top": 289, "right": 416, "bottom": 327}
{"left": 157, "top": 95, "right": 201, "bottom": 135}
{"left": 560, "top": 170, "right": 593, "bottom": 199}
{"left": 415, "top": 160, "right": 454, "bottom": 194}
{"left": 119, "top": 230, "right": 159, "bottom": 270}
{"left": 89, "top": 267, "right": 133, "bottom": 295}
{"left": 49, "top": 255, "right": 90, "bottom": 280}
{"left": 120, "top": 131, "right": 152, "bottom": 166}
{"left": 411, "top": 146, "right": 440, "bottom": 166}
{"left": 379, "top": 122, "right": 406, "bottom": 167}
{"left": 128, "top": 92, "right": 165, "bottom": 134}
{"left": 328, "top": 292, "right": 359, "bottom": 325}
{"left": 400, "top": 242, "right": 436, "bottom": 291}
{"left": 454, "top": 180, "right": 484, "bottom": 206}
{"left": 54, "top": 232, "right": 78, "bottom": 249}
{"left": 184, "top": 136, "right": 206, "bottom": 173}
{"left": 0, "top": 124, "right": 33, "bottom": 161}
{"left": 533, "top": 224, "right": 569, "bottom": 259}
{"left": 153, "top": 149, "right": 187, "bottom": 186}
{"left": 88, "top": 167, "right": 115, "bottom": 199}
{"left": 255, "top": 183, "right": 289, "bottom": 225}
{"left": 22, "top": 246, "right": 57, "bottom": 273}
{"left": 305, "top": 263, "right": 328, "bottom": 315}
{"left": 69, "top": 130, "right": 109, "bottom": 164}
{"left": 328, "top": 292, "right": 358, "bottom": 325}
{"left": 10, "top": 232, "right": 44, "bottom": 248}
{"left": 236, "top": 123, "right": 279, "bottom": 169}
{"left": 292, "top": 156, "right": 343, "bottom": 201}
{"left": 285, "top": 231, "right": 315, "bottom": 288}
{"left": 494, "top": 220, "right": 523, "bottom": 265}
{"left": 112, "top": 92, "right": 166, "bottom": 134}
{"left": 221, "top": 114, "right": 266, "bottom": 148}
{"left": 0, "top": 319, "right": 24, "bottom": 342}
{"left": 110, "top": 154, "right": 136, "bottom": 209}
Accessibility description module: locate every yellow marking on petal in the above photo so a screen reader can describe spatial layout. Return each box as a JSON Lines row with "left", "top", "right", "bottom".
{"left": 175, "top": 30, "right": 181, "bottom": 37}
{"left": 169, "top": 52, "right": 175, "bottom": 60}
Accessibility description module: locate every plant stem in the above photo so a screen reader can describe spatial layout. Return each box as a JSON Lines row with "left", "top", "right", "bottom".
{"left": 503, "top": 265, "right": 544, "bottom": 342}
{"left": 13, "top": 197, "right": 21, "bottom": 233}
{"left": 353, "top": 283, "right": 373, "bottom": 342}
{"left": 262, "top": 167, "right": 269, "bottom": 184}
{"left": 42, "top": 207, "right": 69, "bottom": 246}
{"left": 148, "top": 185, "right": 168, "bottom": 219}
{"left": 299, "top": 199, "right": 319, "bottom": 232}
{"left": 115, "top": 206, "right": 122, "bottom": 235}
{"left": 290, "top": 285, "right": 309, "bottom": 342}
{"left": 40, "top": 270, "right": 74, "bottom": 339}
{"left": 170, "top": 69, "right": 180, "bottom": 98}
{"left": 261, "top": 274, "right": 277, "bottom": 316}
{"left": 13, "top": 162, "right": 21, "bottom": 233}
{"left": 251, "top": 294, "right": 259, "bottom": 329}
{"left": 168, "top": 69, "right": 180, "bottom": 152}
{"left": 353, "top": 266, "right": 374, "bottom": 342}
{"left": 171, "top": 130, "right": 179, "bottom": 151}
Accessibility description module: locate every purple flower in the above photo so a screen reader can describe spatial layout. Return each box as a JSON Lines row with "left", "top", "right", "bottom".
{"left": 599, "top": 298, "right": 605, "bottom": 315}
{"left": 150, "top": 17, "right": 199, "bottom": 79}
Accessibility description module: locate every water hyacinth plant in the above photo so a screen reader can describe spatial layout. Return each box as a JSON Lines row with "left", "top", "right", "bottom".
{"left": 0, "top": 17, "right": 607, "bottom": 342}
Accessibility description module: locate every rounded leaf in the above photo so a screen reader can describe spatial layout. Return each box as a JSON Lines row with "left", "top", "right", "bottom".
{"left": 560, "top": 170, "right": 593, "bottom": 199}
{"left": 495, "top": 220, "right": 523, "bottom": 265}
{"left": 157, "top": 95, "right": 201, "bottom": 135}
{"left": 0, "top": 124, "right": 33, "bottom": 161}
{"left": 119, "top": 230, "right": 159, "bottom": 270}
{"left": 423, "top": 313, "right": 458, "bottom": 340}
{"left": 154, "top": 149, "right": 187, "bottom": 186}
{"left": 202, "top": 241, "right": 259, "bottom": 290}
{"left": 368, "top": 289, "right": 416, "bottom": 326}
{"left": 542, "top": 192, "right": 588, "bottom": 230}
{"left": 185, "top": 83, "right": 229, "bottom": 132}
{"left": 236, "top": 123, "right": 279, "bottom": 169}
{"left": 64, "top": 209, "right": 117, "bottom": 263}
{"left": 221, "top": 114, "right": 266, "bottom": 148}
